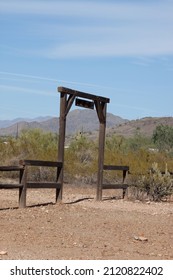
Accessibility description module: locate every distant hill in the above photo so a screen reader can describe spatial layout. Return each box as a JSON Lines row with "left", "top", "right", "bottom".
{"left": 107, "top": 117, "right": 173, "bottom": 137}
{"left": 1, "top": 111, "right": 172, "bottom": 138}
{"left": 0, "top": 116, "right": 52, "bottom": 129}
{"left": 0, "top": 109, "right": 127, "bottom": 136}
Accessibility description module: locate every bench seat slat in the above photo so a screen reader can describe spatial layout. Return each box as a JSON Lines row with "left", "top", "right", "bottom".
{"left": 0, "top": 184, "right": 23, "bottom": 189}
{"left": 20, "top": 160, "right": 63, "bottom": 168}
{"left": 0, "top": 166, "right": 24, "bottom": 171}
{"left": 102, "top": 184, "right": 128, "bottom": 190}
{"left": 103, "top": 165, "right": 129, "bottom": 171}
{"left": 26, "top": 182, "right": 61, "bottom": 189}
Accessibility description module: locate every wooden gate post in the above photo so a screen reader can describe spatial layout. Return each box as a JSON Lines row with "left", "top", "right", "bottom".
{"left": 56, "top": 92, "right": 67, "bottom": 201}
{"left": 96, "top": 102, "right": 107, "bottom": 201}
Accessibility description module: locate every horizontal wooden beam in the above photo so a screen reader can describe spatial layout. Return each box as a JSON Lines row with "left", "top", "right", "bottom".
{"left": 102, "top": 184, "right": 128, "bottom": 190}
{"left": 58, "top": 86, "right": 110, "bottom": 103}
{"left": 103, "top": 165, "right": 129, "bottom": 171}
{"left": 26, "top": 182, "right": 61, "bottom": 189}
{"left": 0, "top": 184, "right": 23, "bottom": 189}
{"left": 0, "top": 166, "right": 24, "bottom": 171}
{"left": 20, "top": 160, "right": 63, "bottom": 168}
{"left": 0, "top": 183, "right": 62, "bottom": 189}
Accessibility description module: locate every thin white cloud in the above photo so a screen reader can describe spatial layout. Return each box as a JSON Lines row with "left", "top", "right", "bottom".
{"left": 1, "top": 1, "right": 173, "bottom": 58}
{"left": 39, "top": 35, "right": 173, "bottom": 58}
{"left": 0, "top": 85, "right": 56, "bottom": 97}
{"left": 0, "top": 71, "right": 115, "bottom": 89}
{"left": 1, "top": 0, "right": 173, "bottom": 21}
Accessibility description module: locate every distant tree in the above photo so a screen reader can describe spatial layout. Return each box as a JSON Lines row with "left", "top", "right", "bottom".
{"left": 126, "top": 129, "right": 152, "bottom": 152}
{"left": 152, "top": 124, "right": 173, "bottom": 152}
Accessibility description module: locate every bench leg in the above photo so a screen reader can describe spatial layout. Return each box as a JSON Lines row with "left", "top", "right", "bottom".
{"left": 122, "top": 188, "right": 126, "bottom": 199}
{"left": 19, "top": 168, "right": 27, "bottom": 208}
{"left": 123, "top": 187, "right": 129, "bottom": 199}
{"left": 56, "top": 165, "right": 63, "bottom": 202}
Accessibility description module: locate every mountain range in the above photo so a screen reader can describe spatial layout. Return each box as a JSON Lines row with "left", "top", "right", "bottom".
{"left": 0, "top": 109, "right": 172, "bottom": 138}
{"left": 0, "top": 109, "right": 126, "bottom": 137}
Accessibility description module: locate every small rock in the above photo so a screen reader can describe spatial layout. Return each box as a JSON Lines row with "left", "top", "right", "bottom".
{"left": 133, "top": 235, "right": 139, "bottom": 240}
{"left": 133, "top": 235, "right": 148, "bottom": 242}
{"left": 138, "top": 236, "right": 148, "bottom": 242}
{"left": 0, "top": 251, "right": 8, "bottom": 255}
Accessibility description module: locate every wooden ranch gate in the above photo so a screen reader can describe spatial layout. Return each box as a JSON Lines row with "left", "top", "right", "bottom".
{"left": 1, "top": 86, "right": 130, "bottom": 207}
{"left": 0, "top": 160, "right": 62, "bottom": 208}
{"left": 57, "top": 87, "right": 110, "bottom": 201}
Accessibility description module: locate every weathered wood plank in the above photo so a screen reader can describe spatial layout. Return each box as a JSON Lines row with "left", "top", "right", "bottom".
{"left": 19, "top": 167, "right": 27, "bottom": 208}
{"left": 0, "top": 184, "right": 23, "bottom": 189}
{"left": 102, "top": 184, "right": 128, "bottom": 190}
{"left": 58, "top": 86, "right": 110, "bottom": 103}
{"left": 20, "top": 160, "right": 63, "bottom": 168}
{"left": 56, "top": 92, "right": 67, "bottom": 202}
{"left": 94, "top": 100, "right": 106, "bottom": 123}
{"left": 0, "top": 166, "right": 24, "bottom": 171}
{"left": 65, "top": 94, "right": 75, "bottom": 116}
{"left": 103, "top": 165, "right": 129, "bottom": 171}
{"left": 26, "top": 182, "right": 61, "bottom": 189}
{"left": 96, "top": 103, "right": 107, "bottom": 201}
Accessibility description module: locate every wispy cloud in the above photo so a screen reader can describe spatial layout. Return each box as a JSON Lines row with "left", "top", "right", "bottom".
{"left": 0, "top": 84, "right": 56, "bottom": 97}
{"left": 0, "top": 71, "right": 117, "bottom": 90}
{"left": 1, "top": 1, "right": 173, "bottom": 58}
{"left": 1, "top": 1, "right": 173, "bottom": 20}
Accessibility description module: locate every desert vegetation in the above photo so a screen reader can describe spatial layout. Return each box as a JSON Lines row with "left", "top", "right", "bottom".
{"left": 0, "top": 124, "right": 173, "bottom": 201}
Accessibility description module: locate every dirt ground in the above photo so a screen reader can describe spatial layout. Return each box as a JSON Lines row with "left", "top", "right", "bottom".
{"left": 0, "top": 184, "right": 173, "bottom": 260}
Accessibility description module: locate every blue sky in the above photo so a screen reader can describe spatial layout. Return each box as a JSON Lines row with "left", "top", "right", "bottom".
{"left": 0, "top": 0, "right": 173, "bottom": 120}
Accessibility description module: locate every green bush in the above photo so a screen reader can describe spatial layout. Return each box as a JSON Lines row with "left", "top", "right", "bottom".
{"left": 153, "top": 124, "right": 173, "bottom": 153}
{"left": 0, "top": 129, "right": 173, "bottom": 189}
{"left": 136, "top": 163, "right": 173, "bottom": 201}
{"left": 65, "top": 133, "right": 98, "bottom": 183}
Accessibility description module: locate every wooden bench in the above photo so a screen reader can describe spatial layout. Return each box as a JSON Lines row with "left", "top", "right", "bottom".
{"left": 0, "top": 160, "right": 63, "bottom": 208}
{"left": 102, "top": 165, "right": 129, "bottom": 199}
{"left": 0, "top": 165, "right": 24, "bottom": 207}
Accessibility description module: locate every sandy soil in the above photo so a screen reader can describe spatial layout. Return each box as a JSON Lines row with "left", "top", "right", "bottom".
{"left": 0, "top": 184, "right": 173, "bottom": 260}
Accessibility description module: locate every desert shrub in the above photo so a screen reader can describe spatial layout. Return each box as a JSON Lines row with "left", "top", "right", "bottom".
{"left": 0, "top": 129, "right": 58, "bottom": 164}
{"left": 17, "top": 129, "right": 58, "bottom": 181}
{"left": 106, "top": 134, "right": 126, "bottom": 152}
{"left": 134, "top": 163, "right": 173, "bottom": 201}
{"left": 0, "top": 129, "right": 58, "bottom": 180}
{"left": 65, "top": 133, "right": 98, "bottom": 182}
{"left": 18, "top": 129, "right": 58, "bottom": 160}
{"left": 0, "top": 137, "right": 19, "bottom": 165}
{"left": 1, "top": 128, "right": 173, "bottom": 185}
{"left": 126, "top": 134, "right": 153, "bottom": 152}
{"left": 152, "top": 124, "right": 173, "bottom": 153}
{"left": 105, "top": 133, "right": 153, "bottom": 178}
